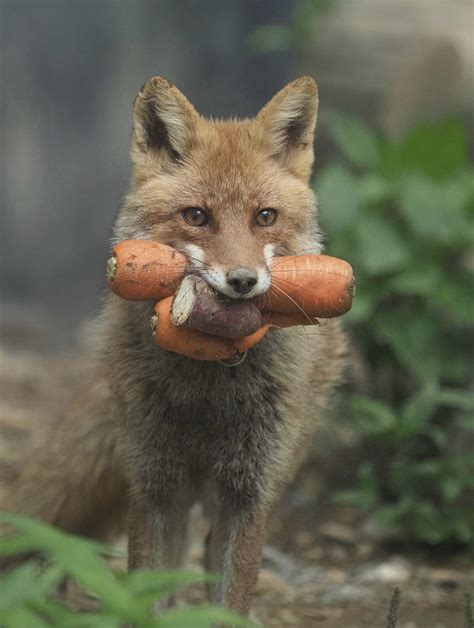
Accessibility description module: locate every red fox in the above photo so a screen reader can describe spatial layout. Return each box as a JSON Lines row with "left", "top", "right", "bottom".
{"left": 1, "top": 76, "right": 347, "bottom": 616}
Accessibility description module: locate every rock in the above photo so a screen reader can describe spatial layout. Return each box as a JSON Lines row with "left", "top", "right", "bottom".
{"left": 295, "top": 531, "right": 313, "bottom": 548}
{"left": 356, "top": 541, "right": 375, "bottom": 560}
{"left": 248, "top": 610, "right": 263, "bottom": 626}
{"left": 188, "top": 543, "right": 204, "bottom": 563}
{"left": 305, "top": 546, "right": 324, "bottom": 561}
{"left": 262, "top": 545, "right": 325, "bottom": 586}
{"left": 319, "top": 521, "right": 357, "bottom": 544}
{"left": 278, "top": 608, "right": 299, "bottom": 624}
{"left": 360, "top": 517, "right": 400, "bottom": 542}
{"left": 327, "top": 568, "right": 348, "bottom": 584}
{"left": 357, "top": 559, "right": 411, "bottom": 584}
{"left": 328, "top": 545, "right": 349, "bottom": 563}
{"left": 426, "top": 568, "right": 464, "bottom": 588}
{"left": 256, "top": 569, "right": 295, "bottom": 598}
{"left": 322, "top": 584, "right": 371, "bottom": 604}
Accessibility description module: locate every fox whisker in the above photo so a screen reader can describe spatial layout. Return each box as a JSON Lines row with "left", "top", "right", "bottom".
{"left": 268, "top": 282, "right": 315, "bottom": 325}
{"left": 183, "top": 254, "right": 212, "bottom": 269}
{"left": 271, "top": 276, "right": 318, "bottom": 307}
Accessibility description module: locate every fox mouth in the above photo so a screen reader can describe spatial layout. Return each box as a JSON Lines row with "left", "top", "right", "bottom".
{"left": 196, "top": 268, "right": 271, "bottom": 301}
{"left": 173, "top": 244, "right": 272, "bottom": 300}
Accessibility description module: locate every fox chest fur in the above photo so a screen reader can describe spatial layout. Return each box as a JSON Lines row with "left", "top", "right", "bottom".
{"left": 100, "top": 297, "right": 342, "bottom": 511}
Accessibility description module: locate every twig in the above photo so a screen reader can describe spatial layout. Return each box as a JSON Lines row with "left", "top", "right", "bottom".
{"left": 386, "top": 588, "right": 401, "bottom": 628}
{"left": 465, "top": 592, "right": 473, "bottom": 628}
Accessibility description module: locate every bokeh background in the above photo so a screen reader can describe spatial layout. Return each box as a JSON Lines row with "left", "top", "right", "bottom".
{"left": 1, "top": 1, "right": 473, "bottom": 626}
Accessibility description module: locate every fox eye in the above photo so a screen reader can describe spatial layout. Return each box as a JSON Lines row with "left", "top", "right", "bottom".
{"left": 182, "top": 207, "right": 209, "bottom": 227}
{"left": 255, "top": 208, "right": 277, "bottom": 227}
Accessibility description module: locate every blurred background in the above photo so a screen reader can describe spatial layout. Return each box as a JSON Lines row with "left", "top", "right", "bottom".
{"left": 1, "top": 1, "right": 473, "bottom": 626}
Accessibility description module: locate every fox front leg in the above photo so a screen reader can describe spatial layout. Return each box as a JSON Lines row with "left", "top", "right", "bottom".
{"left": 205, "top": 504, "right": 267, "bottom": 616}
{"left": 127, "top": 490, "right": 192, "bottom": 610}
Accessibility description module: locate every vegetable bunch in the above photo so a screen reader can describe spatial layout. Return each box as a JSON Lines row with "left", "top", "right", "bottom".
{"left": 107, "top": 240, "right": 354, "bottom": 361}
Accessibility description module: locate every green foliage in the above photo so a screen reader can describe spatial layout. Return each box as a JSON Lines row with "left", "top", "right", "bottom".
{"left": 0, "top": 513, "right": 252, "bottom": 628}
{"left": 249, "top": 0, "right": 339, "bottom": 52}
{"left": 317, "top": 113, "right": 474, "bottom": 545}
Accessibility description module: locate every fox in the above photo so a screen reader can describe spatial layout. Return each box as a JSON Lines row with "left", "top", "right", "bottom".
{"left": 0, "top": 76, "right": 347, "bottom": 616}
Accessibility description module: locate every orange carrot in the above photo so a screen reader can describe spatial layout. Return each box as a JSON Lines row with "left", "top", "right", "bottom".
{"left": 261, "top": 311, "right": 319, "bottom": 328}
{"left": 256, "top": 254, "right": 354, "bottom": 318}
{"left": 233, "top": 325, "right": 270, "bottom": 353}
{"left": 108, "top": 240, "right": 355, "bottom": 318}
{"left": 107, "top": 240, "right": 187, "bottom": 301}
{"left": 151, "top": 298, "right": 269, "bottom": 361}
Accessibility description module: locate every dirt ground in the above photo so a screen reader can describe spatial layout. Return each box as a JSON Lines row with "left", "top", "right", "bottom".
{"left": 0, "top": 324, "right": 472, "bottom": 628}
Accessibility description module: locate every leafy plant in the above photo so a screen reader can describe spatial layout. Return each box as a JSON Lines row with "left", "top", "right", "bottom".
{"left": 317, "top": 112, "right": 474, "bottom": 545}
{"left": 0, "top": 512, "right": 251, "bottom": 628}
{"left": 249, "top": 0, "right": 339, "bottom": 52}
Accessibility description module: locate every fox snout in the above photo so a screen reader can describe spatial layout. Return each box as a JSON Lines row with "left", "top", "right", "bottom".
{"left": 202, "top": 263, "right": 270, "bottom": 300}
{"left": 226, "top": 268, "right": 258, "bottom": 295}
{"left": 179, "top": 243, "right": 273, "bottom": 300}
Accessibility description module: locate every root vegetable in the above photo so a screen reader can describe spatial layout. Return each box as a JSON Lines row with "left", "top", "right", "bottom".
{"left": 233, "top": 325, "right": 271, "bottom": 353}
{"left": 152, "top": 298, "right": 269, "bottom": 361}
{"left": 171, "top": 275, "right": 262, "bottom": 339}
{"left": 255, "top": 254, "right": 354, "bottom": 317}
{"left": 107, "top": 240, "right": 187, "bottom": 301}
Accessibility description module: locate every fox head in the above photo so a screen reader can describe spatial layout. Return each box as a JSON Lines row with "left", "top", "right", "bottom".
{"left": 115, "top": 76, "right": 321, "bottom": 299}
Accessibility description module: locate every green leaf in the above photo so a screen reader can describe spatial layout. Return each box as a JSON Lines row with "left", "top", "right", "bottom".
{"left": 375, "top": 308, "right": 441, "bottom": 381}
{"left": 343, "top": 290, "right": 374, "bottom": 323}
{"left": 389, "top": 259, "right": 442, "bottom": 296}
{"left": 374, "top": 502, "right": 408, "bottom": 527}
{"left": 334, "top": 463, "right": 380, "bottom": 510}
{"left": 431, "top": 272, "right": 474, "bottom": 325}
{"left": 353, "top": 213, "right": 410, "bottom": 275}
{"left": 351, "top": 395, "right": 397, "bottom": 434}
{"left": 247, "top": 25, "right": 290, "bottom": 52}
{"left": 0, "top": 562, "right": 60, "bottom": 608}
{"left": 0, "top": 607, "right": 49, "bottom": 628}
{"left": 398, "top": 384, "right": 438, "bottom": 438}
{"left": 437, "top": 388, "right": 474, "bottom": 411}
{"left": 122, "top": 569, "right": 216, "bottom": 603}
{"left": 441, "top": 477, "right": 463, "bottom": 502}
{"left": 158, "top": 605, "right": 253, "bottom": 627}
{"left": 0, "top": 534, "right": 39, "bottom": 557}
{"left": 0, "top": 513, "right": 141, "bottom": 622}
{"left": 357, "top": 174, "right": 393, "bottom": 205}
{"left": 383, "top": 116, "right": 468, "bottom": 180}
{"left": 455, "top": 414, "right": 474, "bottom": 430}
{"left": 324, "top": 111, "right": 381, "bottom": 170}
{"left": 317, "top": 165, "right": 360, "bottom": 233}
{"left": 411, "top": 501, "right": 444, "bottom": 543}
{"left": 398, "top": 175, "right": 472, "bottom": 244}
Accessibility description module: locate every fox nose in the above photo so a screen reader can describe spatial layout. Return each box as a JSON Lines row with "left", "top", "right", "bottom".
{"left": 226, "top": 267, "right": 258, "bottom": 295}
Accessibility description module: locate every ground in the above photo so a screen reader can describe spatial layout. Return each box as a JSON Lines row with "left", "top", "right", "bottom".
{"left": 0, "top": 326, "right": 472, "bottom": 628}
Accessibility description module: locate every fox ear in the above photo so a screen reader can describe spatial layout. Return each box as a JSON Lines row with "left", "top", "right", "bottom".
{"left": 257, "top": 77, "right": 318, "bottom": 181}
{"left": 132, "top": 76, "right": 199, "bottom": 166}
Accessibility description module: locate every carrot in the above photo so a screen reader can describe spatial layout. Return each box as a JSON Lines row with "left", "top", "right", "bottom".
{"left": 171, "top": 275, "right": 262, "bottom": 339}
{"left": 107, "top": 240, "right": 355, "bottom": 318}
{"left": 256, "top": 254, "right": 354, "bottom": 318}
{"left": 233, "top": 325, "right": 270, "bottom": 353}
{"left": 152, "top": 298, "right": 269, "bottom": 361}
{"left": 261, "top": 311, "right": 319, "bottom": 328}
{"left": 107, "top": 240, "right": 188, "bottom": 301}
